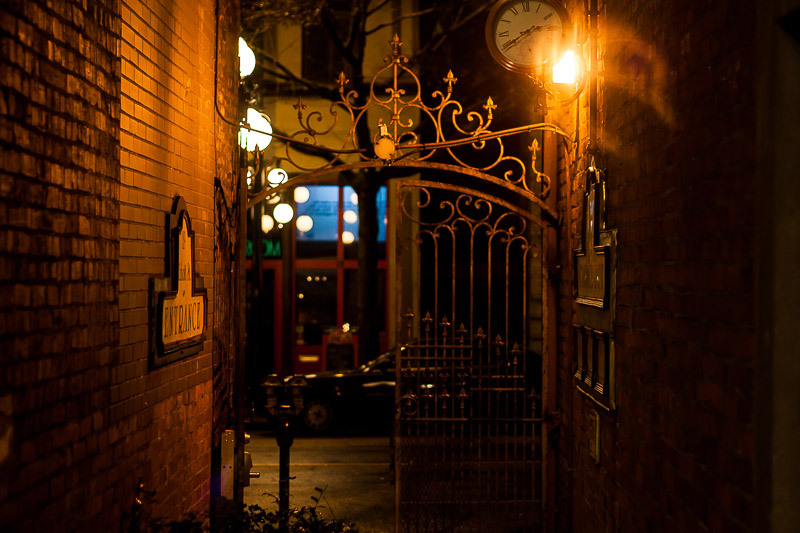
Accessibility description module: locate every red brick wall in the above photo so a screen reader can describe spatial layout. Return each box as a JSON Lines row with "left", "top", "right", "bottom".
{"left": 117, "top": 0, "right": 220, "bottom": 521}
{"left": 555, "top": 1, "right": 756, "bottom": 531}
{"left": 0, "top": 0, "right": 240, "bottom": 530}
{"left": 211, "top": 0, "right": 241, "bottom": 496}
{"left": 0, "top": 0, "right": 121, "bottom": 530}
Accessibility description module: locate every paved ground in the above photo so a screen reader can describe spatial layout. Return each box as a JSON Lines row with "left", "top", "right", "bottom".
{"left": 244, "top": 425, "right": 395, "bottom": 532}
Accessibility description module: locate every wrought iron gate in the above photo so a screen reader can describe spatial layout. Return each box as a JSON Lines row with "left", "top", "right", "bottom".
{"left": 394, "top": 180, "right": 552, "bottom": 532}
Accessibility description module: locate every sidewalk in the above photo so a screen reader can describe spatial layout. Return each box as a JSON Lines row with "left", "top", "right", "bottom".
{"left": 244, "top": 427, "right": 395, "bottom": 532}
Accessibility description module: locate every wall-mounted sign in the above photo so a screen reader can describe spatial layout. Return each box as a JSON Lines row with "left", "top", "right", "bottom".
{"left": 573, "top": 165, "right": 617, "bottom": 411}
{"left": 575, "top": 169, "right": 610, "bottom": 308}
{"left": 149, "top": 196, "right": 207, "bottom": 368}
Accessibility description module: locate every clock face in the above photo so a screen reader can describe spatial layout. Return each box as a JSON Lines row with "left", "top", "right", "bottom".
{"left": 485, "top": 0, "right": 567, "bottom": 74}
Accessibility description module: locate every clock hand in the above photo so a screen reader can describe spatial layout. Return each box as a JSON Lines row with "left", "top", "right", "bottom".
{"left": 501, "top": 24, "right": 541, "bottom": 50}
{"left": 501, "top": 23, "right": 554, "bottom": 51}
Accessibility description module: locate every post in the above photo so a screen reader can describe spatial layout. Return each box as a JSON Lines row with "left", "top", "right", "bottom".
{"left": 277, "top": 428, "right": 294, "bottom": 531}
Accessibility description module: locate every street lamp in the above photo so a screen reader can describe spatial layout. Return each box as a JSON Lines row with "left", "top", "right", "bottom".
{"left": 553, "top": 50, "right": 580, "bottom": 84}
{"left": 240, "top": 108, "right": 273, "bottom": 152}
{"left": 273, "top": 203, "right": 294, "bottom": 225}
{"left": 239, "top": 37, "right": 256, "bottom": 77}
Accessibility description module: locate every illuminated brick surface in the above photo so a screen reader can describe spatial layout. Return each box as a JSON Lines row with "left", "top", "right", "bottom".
{"left": 0, "top": 0, "right": 240, "bottom": 530}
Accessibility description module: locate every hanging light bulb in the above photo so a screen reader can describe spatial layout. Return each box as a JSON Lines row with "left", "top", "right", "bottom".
{"left": 240, "top": 108, "right": 272, "bottom": 151}
{"left": 294, "top": 186, "right": 310, "bottom": 203}
{"left": 349, "top": 192, "right": 358, "bottom": 205}
{"left": 267, "top": 167, "right": 288, "bottom": 186}
{"left": 341, "top": 231, "right": 355, "bottom": 244}
{"left": 273, "top": 203, "right": 294, "bottom": 224}
{"left": 261, "top": 214, "right": 274, "bottom": 233}
{"left": 239, "top": 37, "right": 256, "bottom": 77}
{"left": 296, "top": 215, "right": 314, "bottom": 233}
{"left": 553, "top": 50, "right": 579, "bottom": 84}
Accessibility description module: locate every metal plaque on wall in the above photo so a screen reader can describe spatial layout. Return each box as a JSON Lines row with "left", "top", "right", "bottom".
{"left": 149, "top": 196, "right": 207, "bottom": 368}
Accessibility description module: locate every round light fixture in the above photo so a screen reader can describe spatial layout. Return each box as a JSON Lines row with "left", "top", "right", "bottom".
{"left": 261, "top": 214, "right": 274, "bottom": 233}
{"left": 296, "top": 215, "right": 314, "bottom": 233}
{"left": 240, "top": 108, "right": 272, "bottom": 151}
{"left": 273, "top": 203, "right": 294, "bottom": 224}
{"left": 343, "top": 210, "right": 358, "bottom": 224}
{"left": 341, "top": 231, "right": 355, "bottom": 244}
{"left": 238, "top": 37, "right": 256, "bottom": 77}
{"left": 294, "top": 186, "right": 310, "bottom": 203}
{"left": 267, "top": 167, "right": 288, "bottom": 186}
{"left": 374, "top": 136, "right": 396, "bottom": 160}
{"left": 349, "top": 192, "right": 358, "bottom": 205}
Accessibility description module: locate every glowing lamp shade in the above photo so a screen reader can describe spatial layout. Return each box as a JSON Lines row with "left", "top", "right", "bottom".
{"left": 260, "top": 214, "right": 274, "bottom": 233}
{"left": 343, "top": 210, "right": 358, "bottom": 224}
{"left": 240, "top": 108, "right": 272, "bottom": 151}
{"left": 349, "top": 192, "right": 358, "bottom": 205}
{"left": 553, "top": 50, "right": 579, "bottom": 84}
{"left": 341, "top": 231, "right": 355, "bottom": 244}
{"left": 273, "top": 203, "right": 294, "bottom": 224}
{"left": 239, "top": 37, "right": 256, "bottom": 77}
{"left": 267, "top": 167, "right": 288, "bottom": 186}
{"left": 296, "top": 215, "right": 314, "bottom": 233}
{"left": 294, "top": 186, "right": 310, "bottom": 203}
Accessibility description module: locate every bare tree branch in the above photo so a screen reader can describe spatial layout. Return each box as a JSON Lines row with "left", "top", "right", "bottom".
{"left": 251, "top": 45, "right": 341, "bottom": 100}
{"left": 365, "top": 8, "right": 437, "bottom": 36}
{"left": 366, "top": 0, "right": 392, "bottom": 17}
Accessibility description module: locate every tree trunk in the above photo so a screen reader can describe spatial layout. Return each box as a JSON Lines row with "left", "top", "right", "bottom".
{"left": 353, "top": 171, "right": 381, "bottom": 361}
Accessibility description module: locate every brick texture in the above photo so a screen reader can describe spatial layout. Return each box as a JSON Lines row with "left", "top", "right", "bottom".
{"left": 555, "top": 1, "right": 756, "bottom": 532}
{"left": 116, "top": 0, "right": 219, "bottom": 524}
{"left": 0, "top": 0, "right": 121, "bottom": 531}
{"left": 0, "top": 0, "right": 240, "bottom": 530}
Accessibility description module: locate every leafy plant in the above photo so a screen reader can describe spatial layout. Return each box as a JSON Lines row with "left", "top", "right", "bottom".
{"left": 124, "top": 485, "right": 358, "bottom": 533}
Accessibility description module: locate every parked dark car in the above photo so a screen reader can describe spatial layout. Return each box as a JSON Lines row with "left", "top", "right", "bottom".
{"left": 293, "top": 348, "right": 398, "bottom": 433}
{"left": 252, "top": 345, "right": 542, "bottom": 433}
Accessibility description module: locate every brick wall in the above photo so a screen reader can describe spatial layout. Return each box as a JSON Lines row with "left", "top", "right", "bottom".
{"left": 0, "top": 0, "right": 121, "bottom": 530}
{"left": 211, "top": 0, "right": 241, "bottom": 501}
{"left": 117, "top": 0, "right": 219, "bottom": 522}
{"left": 555, "top": 1, "right": 757, "bottom": 531}
{"left": 0, "top": 0, "right": 240, "bottom": 530}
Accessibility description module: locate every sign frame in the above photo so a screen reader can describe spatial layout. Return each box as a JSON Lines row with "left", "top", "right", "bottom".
{"left": 149, "top": 196, "right": 208, "bottom": 368}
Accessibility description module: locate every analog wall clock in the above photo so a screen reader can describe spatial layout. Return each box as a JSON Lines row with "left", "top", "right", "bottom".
{"left": 485, "top": 0, "right": 569, "bottom": 75}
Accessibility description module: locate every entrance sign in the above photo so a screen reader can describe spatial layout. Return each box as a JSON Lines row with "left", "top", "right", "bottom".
{"left": 149, "top": 196, "right": 207, "bottom": 368}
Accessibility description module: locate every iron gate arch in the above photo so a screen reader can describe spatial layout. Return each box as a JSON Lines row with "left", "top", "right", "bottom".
{"left": 242, "top": 34, "right": 564, "bottom": 532}
{"left": 392, "top": 172, "right": 554, "bottom": 533}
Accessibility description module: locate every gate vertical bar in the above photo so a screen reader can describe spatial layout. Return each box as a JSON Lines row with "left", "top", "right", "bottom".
{"left": 543, "top": 130, "right": 560, "bottom": 532}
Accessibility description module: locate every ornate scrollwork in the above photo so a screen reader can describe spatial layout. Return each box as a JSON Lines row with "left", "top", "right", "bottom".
{"left": 259, "top": 34, "right": 570, "bottom": 204}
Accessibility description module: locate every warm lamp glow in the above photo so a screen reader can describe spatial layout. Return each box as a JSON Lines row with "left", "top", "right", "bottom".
{"left": 296, "top": 215, "right": 314, "bottom": 233}
{"left": 238, "top": 37, "right": 256, "bottom": 77}
{"left": 261, "top": 214, "right": 274, "bottom": 233}
{"left": 240, "top": 108, "right": 272, "bottom": 151}
{"left": 553, "top": 50, "right": 580, "bottom": 84}
{"left": 273, "top": 203, "right": 294, "bottom": 224}
{"left": 374, "top": 137, "right": 396, "bottom": 160}
{"left": 349, "top": 192, "right": 358, "bottom": 205}
{"left": 341, "top": 231, "right": 355, "bottom": 244}
{"left": 343, "top": 210, "right": 358, "bottom": 224}
{"left": 267, "top": 167, "right": 288, "bottom": 186}
{"left": 294, "top": 186, "right": 310, "bottom": 203}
